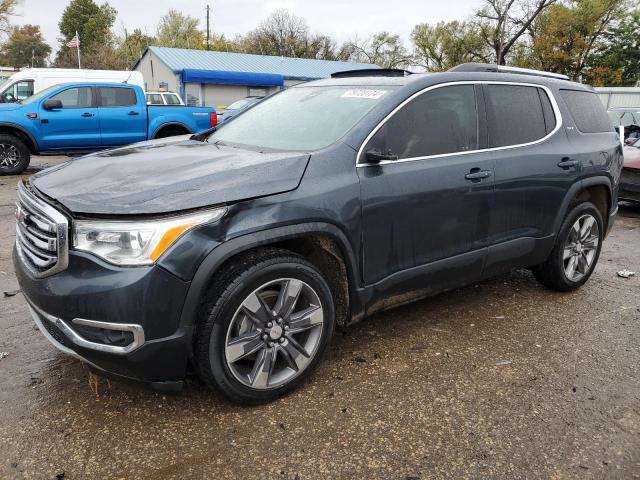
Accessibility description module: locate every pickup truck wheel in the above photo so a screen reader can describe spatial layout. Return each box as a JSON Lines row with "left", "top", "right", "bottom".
{"left": 532, "top": 201, "right": 603, "bottom": 291}
{"left": 0, "top": 135, "right": 30, "bottom": 175}
{"left": 195, "top": 248, "right": 335, "bottom": 404}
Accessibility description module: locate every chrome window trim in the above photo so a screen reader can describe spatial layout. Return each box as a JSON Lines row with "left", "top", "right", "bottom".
{"left": 356, "top": 80, "right": 563, "bottom": 167}
{"left": 15, "top": 180, "right": 69, "bottom": 278}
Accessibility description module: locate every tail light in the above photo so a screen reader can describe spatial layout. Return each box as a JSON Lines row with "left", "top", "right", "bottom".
{"left": 209, "top": 112, "right": 217, "bottom": 128}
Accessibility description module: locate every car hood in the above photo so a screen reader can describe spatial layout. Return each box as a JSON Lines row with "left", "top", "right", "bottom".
{"left": 31, "top": 140, "right": 310, "bottom": 215}
{"left": 0, "top": 102, "right": 24, "bottom": 112}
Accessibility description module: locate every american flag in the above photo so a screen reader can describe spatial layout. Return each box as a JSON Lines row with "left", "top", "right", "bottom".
{"left": 66, "top": 34, "right": 80, "bottom": 49}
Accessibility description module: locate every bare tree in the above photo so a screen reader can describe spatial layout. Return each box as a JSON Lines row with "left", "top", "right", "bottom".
{"left": 0, "top": 0, "right": 18, "bottom": 36}
{"left": 346, "top": 32, "right": 411, "bottom": 68}
{"left": 475, "top": 0, "right": 557, "bottom": 64}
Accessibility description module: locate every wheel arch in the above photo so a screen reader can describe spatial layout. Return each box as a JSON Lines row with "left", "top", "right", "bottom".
{"left": 0, "top": 123, "right": 38, "bottom": 154}
{"left": 152, "top": 122, "right": 192, "bottom": 139}
{"left": 178, "top": 223, "right": 363, "bottom": 335}
{"left": 552, "top": 177, "right": 612, "bottom": 234}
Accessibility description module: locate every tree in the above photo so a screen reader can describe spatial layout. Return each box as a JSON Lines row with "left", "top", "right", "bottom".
{"left": 587, "top": 9, "right": 640, "bottom": 86}
{"left": 0, "top": 0, "right": 17, "bottom": 37}
{"left": 156, "top": 9, "right": 204, "bottom": 49}
{"left": 475, "top": 0, "right": 557, "bottom": 65}
{"left": 346, "top": 32, "right": 411, "bottom": 68}
{"left": 527, "top": 0, "right": 625, "bottom": 81}
{"left": 58, "top": 0, "right": 116, "bottom": 53}
{"left": 411, "top": 21, "right": 487, "bottom": 71}
{"left": 1, "top": 24, "right": 51, "bottom": 67}
{"left": 118, "top": 28, "right": 155, "bottom": 65}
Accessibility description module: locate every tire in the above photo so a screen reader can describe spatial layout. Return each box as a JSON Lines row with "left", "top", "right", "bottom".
{"left": 195, "top": 248, "right": 335, "bottom": 404}
{"left": 532, "top": 201, "right": 604, "bottom": 291}
{"left": 0, "top": 134, "right": 30, "bottom": 175}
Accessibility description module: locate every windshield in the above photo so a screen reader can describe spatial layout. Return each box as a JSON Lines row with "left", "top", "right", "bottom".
{"left": 21, "top": 84, "right": 62, "bottom": 105}
{"left": 209, "top": 86, "right": 395, "bottom": 151}
{"left": 608, "top": 110, "right": 640, "bottom": 126}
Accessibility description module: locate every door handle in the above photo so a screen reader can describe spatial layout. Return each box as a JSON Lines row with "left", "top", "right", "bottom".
{"left": 127, "top": 111, "right": 139, "bottom": 116}
{"left": 557, "top": 158, "right": 579, "bottom": 169}
{"left": 465, "top": 169, "right": 492, "bottom": 181}
{"left": 81, "top": 112, "right": 95, "bottom": 118}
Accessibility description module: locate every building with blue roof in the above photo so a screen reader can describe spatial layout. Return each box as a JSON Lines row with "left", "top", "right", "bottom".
{"left": 132, "top": 46, "right": 378, "bottom": 108}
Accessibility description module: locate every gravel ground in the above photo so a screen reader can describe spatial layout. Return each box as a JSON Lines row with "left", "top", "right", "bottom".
{"left": 0, "top": 155, "right": 638, "bottom": 480}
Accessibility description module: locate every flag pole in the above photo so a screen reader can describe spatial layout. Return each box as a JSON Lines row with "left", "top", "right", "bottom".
{"left": 76, "top": 31, "right": 81, "bottom": 69}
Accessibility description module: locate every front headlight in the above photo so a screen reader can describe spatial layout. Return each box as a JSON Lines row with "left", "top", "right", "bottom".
{"left": 73, "top": 207, "right": 226, "bottom": 266}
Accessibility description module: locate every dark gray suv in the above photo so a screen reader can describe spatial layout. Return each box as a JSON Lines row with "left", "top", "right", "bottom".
{"left": 14, "top": 64, "right": 623, "bottom": 404}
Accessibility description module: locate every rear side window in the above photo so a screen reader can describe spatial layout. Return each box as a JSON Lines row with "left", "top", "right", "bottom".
{"left": 484, "top": 85, "right": 551, "bottom": 147}
{"left": 560, "top": 90, "right": 611, "bottom": 133}
{"left": 98, "top": 87, "right": 137, "bottom": 107}
{"left": 50, "top": 87, "right": 93, "bottom": 108}
{"left": 365, "top": 84, "right": 478, "bottom": 160}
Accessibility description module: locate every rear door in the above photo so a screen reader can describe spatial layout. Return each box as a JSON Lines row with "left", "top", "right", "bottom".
{"left": 483, "top": 83, "right": 576, "bottom": 275}
{"left": 39, "top": 86, "right": 100, "bottom": 149}
{"left": 96, "top": 86, "right": 146, "bottom": 146}
{"left": 358, "top": 83, "right": 494, "bottom": 287}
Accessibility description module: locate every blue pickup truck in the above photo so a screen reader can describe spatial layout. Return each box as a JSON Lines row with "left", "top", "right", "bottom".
{"left": 0, "top": 82, "right": 216, "bottom": 174}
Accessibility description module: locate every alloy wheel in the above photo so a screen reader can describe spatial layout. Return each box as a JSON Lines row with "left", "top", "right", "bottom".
{"left": 0, "top": 144, "right": 20, "bottom": 169}
{"left": 224, "top": 278, "right": 324, "bottom": 390}
{"left": 563, "top": 214, "right": 599, "bottom": 282}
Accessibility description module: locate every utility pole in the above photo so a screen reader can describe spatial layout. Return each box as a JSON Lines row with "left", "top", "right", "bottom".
{"left": 206, "top": 4, "right": 211, "bottom": 50}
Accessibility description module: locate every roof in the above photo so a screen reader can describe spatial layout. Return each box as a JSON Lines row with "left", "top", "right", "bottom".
{"left": 133, "top": 46, "right": 379, "bottom": 81}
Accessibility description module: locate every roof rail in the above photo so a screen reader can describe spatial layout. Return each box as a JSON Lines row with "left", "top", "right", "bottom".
{"left": 331, "top": 68, "right": 412, "bottom": 78}
{"left": 448, "top": 63, "right": 570, "bottom": 81}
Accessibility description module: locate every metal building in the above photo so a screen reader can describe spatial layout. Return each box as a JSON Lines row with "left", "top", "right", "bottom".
{"left": 595, "top": 87, "right": 640, "bottom": 109}
{"left": 133, "top": 46, "right": 378, "bottom": 108}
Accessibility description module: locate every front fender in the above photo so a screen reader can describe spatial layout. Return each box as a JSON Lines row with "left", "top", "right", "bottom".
{"left": 174, "top": 222, "right": 362, "bottom": 332}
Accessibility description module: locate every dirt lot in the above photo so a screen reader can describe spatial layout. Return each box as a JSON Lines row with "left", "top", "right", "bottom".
{"left": 0, "top": 155, "right": 638, "bottom": 479}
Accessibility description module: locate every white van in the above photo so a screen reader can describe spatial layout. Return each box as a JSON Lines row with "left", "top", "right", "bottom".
{"left": 0, "top": 68, "right": 145, "bottom": 103}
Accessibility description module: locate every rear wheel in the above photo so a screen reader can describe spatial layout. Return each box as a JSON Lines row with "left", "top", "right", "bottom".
{"left": 533, "top": 201, "right": 603, "bottom": 291}
{"left": 0, "top": 134, "right": 30, "bottom": 175}
{"left": 195, "top": 249, "right": 335, "bottom": 404}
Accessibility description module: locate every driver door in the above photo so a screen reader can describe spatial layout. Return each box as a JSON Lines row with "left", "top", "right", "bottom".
{"left": 39, "top": 86, "right": 101, "bottom": 150}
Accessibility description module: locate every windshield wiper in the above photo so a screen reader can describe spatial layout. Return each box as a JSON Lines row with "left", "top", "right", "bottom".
{"left": 190, "top": 126, "right": 216, "bottom": 142}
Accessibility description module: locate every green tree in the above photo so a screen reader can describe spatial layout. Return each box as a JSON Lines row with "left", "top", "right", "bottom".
{"left": 118, "top": 28, "right": 155, "bottom": 65}
{"left": 587, "top": 10, "right": 640, "bottom": 86}
{"left": 411, "top": 20, "right": 487, "bottom": 71}
{"left": 1, "top": 24, "right": 51, "bottom": 67}
{"left": 58, "top": 0, "right": 116, "bottom": 52}
{"left": 156, "top": 9, "right": 204, "bottom": 49}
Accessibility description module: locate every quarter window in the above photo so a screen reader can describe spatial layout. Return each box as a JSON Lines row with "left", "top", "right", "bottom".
{"left": 50, "top": 87, "right": 93, "bottom": 108}
{"left": 364, "top": 85, "right": 478, "bottom": 160}
{"left": 484, "top": 85, "right": 550, "bottom": 148}
{"left": 560, "top": 89, "right": 612, "bottom": 133}
{"left": 98, "top": 87, "right": 137, "bottom": 107}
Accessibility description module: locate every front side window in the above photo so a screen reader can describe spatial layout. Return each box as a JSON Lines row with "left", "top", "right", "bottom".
{"left": 98, "top": 87, "right": 136, "bottom": 107}
{"left": 209, "top": 86, "right": 396, "bottom": 151}
{"left": 364, "top": 84, "right": 478, "bottom": 160}
{"left": 50, "top": 87, "right": 93, "bottom": 108}
{"left": 485, "top": 85, "right": 550, "bottom": 147}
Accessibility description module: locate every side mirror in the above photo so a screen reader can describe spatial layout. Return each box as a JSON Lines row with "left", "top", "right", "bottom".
{"left": 43, "top": 98, "right": 63, "bottom": 110}
{"left": 365, "top": 148, "right": 398, "bottom": 163}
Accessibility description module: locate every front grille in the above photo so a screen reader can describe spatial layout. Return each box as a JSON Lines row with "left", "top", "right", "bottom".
{"left": 15, "top": 181, "right": 69, "bottom": 277}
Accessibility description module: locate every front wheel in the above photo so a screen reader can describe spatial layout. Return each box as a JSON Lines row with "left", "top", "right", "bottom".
{"left": 0, "top": 134, "right": 30, "bottom": 175}
{"left": 533, "top": 201, "right": 604, "bottom": 291}
{"left": 195, "top": 249, "right": 335, "bottom": 404}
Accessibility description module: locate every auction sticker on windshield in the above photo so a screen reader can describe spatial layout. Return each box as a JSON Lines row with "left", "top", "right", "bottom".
{"left": 341, "top": 89, "right": 387, "bottom": 100}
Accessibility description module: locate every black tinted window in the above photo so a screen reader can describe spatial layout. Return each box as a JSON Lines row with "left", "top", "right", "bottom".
{"left": 365, "top": 85, "right": 478, "bottom": 160}
{"left": 485, "top": 85, "right": 548, "bottom": 147}
{"left": 98, "top": 87, "right": 136, "bottom": 107}
{"left": 539, "top": 89, "right": 556, "bottom": 134}
{"left": 50, "top": 87, "right": 93, "bottom": 108}
{"left": 560, "top": 89, "right": 612, "bottom": 133}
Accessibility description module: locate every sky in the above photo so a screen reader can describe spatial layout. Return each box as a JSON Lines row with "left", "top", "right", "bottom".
{"left": 15, "top": 0, "right": 483, "bottom": 55}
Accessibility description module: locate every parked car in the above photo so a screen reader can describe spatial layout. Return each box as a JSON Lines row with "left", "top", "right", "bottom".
{"left": 608, "top": 107, "right": 640, "bottom": 140}
{"left": 146, "top": 91, "right": 185, "bottom": 106}
{"left": 0, "top": 68, "right": 144, "bottom": 104}
{"left": 620, "top": 137, "right": 640, "bottom": 202}
{"left": 0, "top": 82, "right": 216, "bottom": 174}
{"left": 217, "top": 96, "right": 264, "bottom": 123}
{"left": 14, "top": 64, "right": 622, "bottom": 404}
